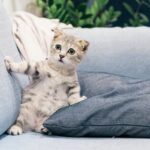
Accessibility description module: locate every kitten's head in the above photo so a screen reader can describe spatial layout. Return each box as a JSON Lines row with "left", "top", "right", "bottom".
{"left": 49, "top": 29, "right": 89, "bottom": 69}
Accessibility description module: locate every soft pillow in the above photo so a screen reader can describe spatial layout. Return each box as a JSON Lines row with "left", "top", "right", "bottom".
{"left": 0, "top": 2, "right": 28, "bottom": 135}
{"left": 44, "top": 72, "right": 150, "bottom": 137}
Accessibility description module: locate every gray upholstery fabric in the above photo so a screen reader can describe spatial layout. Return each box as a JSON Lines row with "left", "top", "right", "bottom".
{"left": 44, "top": 72, "right": 150, "bottom": 137}
{"left": 0, "top": 1, "right": 28, "bottom": 135}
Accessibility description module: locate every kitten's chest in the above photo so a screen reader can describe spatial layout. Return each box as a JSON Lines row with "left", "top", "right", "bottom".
{"left": 32, "top": 71, "right": 70, "bottom": 90}
{"left": 48, "top": 69, "right": 73, "bottom": 85}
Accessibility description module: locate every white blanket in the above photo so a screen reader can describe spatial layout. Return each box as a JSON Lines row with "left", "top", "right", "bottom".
{"left": 12, "top": 11, "right": 73, "bottom": 61}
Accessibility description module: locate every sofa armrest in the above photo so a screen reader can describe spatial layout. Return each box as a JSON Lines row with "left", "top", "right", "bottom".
{"left": 0, "top": 1, "right": 28, "bottom": 136}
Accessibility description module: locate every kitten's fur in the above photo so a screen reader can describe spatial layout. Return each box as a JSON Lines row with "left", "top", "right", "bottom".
{"left": 4, "top": 29, "right": 89, "bottom": 135}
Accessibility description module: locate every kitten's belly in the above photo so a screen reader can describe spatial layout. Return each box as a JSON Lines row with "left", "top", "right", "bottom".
{"left": 23, "top": 78, "right": 68, "bottom": 130}
{"left": 27, "top": 78, "right": 68, "bottom": 101}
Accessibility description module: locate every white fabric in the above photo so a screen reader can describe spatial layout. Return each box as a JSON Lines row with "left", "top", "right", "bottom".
{"left": 12, "top": 11, "right": 73, "bottom": 61}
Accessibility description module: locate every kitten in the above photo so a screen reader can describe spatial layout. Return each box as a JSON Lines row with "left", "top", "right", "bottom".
{"left": 4, "top": 29, "right": 89, "bottom": 135}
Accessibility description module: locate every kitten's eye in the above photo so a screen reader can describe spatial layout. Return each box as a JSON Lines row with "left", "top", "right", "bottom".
{"left": 55, "top": 44, "right": 61, "bottom": 50}
{"left": 68, "top": 48, "right": 75, "bottom": 55}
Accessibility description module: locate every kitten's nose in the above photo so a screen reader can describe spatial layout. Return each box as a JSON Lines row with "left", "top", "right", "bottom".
{"left": 59, "top": 54, "right": 65, "bottom": 59}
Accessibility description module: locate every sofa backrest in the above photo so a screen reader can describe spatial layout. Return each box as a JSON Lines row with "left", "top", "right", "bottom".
{"left": 67, "top": 28, "right": 150, "bottom": 80}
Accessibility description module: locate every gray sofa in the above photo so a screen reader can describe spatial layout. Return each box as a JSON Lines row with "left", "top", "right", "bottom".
{"left": 1, "top": 1, "right": 150, "bottom": 150}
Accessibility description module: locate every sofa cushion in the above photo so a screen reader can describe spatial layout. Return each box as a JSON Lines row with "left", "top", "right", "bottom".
{"left": 44, "top": 72, "right": 150, "bottom": 137}
{"left": 1, "top": 132, "right": 150, "bottom": 150}
{"left": 0, "top": 2, "right": 28, "bottom": 135}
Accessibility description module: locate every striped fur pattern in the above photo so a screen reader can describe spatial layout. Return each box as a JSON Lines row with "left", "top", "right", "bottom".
{"left": 4, "top": 30, "right": 89, "bottom": 135}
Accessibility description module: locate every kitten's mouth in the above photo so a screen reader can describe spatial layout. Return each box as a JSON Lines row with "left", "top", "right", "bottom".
{"left": 58, "top": 59, "right": 64, "bottom": 63}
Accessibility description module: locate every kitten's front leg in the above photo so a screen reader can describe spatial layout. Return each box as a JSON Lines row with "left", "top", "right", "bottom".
{"left": 4, "top": 56, "right": 46, "bottom": 77}
{"left": 4, "top": 56, "right": 30, "bottom": 74}
{"left": 68, "top": 84, "right": 87, "bottom": 105}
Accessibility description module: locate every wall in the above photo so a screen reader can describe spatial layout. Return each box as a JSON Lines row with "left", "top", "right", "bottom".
{"left": 2, "top": 0, "right": 41, "bottom": 16}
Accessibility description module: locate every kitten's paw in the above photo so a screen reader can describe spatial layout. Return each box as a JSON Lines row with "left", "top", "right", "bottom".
{"left": 7, "top": 125, "right": 23, "bottom": 135}
{"left": 80, "top": 96, "right": 87, "bottom": 101}
{"left": 69, "top": 96, "right": 87, "bottom": 105}
{"left": 4, "top": 56, "right": 13, "bottom": 71}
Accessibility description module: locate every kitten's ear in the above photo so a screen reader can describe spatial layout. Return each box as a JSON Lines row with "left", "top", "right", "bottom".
{"left": 78, "top": 40, "right": 89, "bottom": 51}
{"left": 51, "top": 28, "right": 63, "bottom": 39}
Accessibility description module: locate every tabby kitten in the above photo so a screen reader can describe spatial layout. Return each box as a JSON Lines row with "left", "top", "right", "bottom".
{"left": 4, "top": 29, "right": 89, "bottom": 135}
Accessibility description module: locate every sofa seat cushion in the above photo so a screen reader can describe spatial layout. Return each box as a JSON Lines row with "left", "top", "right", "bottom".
{"left": 1, "top": 132, "right": 150, "bottom": 150}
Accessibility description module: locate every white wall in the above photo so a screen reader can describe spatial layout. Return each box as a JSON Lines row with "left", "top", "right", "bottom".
{"left": 2, "top": 0, "right": 41, "bottom": 16}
